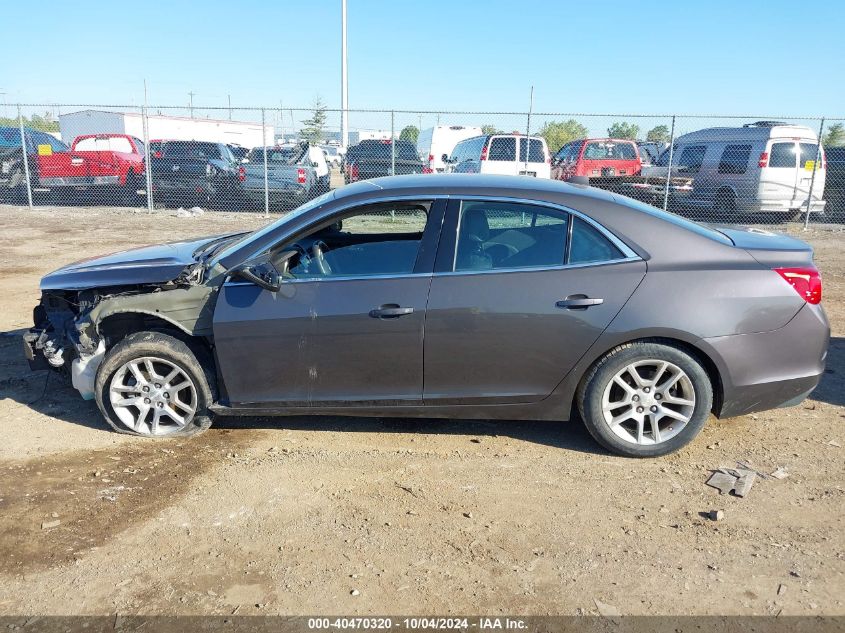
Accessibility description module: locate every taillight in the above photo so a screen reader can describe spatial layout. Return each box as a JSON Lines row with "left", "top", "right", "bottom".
{"left": 422, "top": 166, "right": 433, "bottom": 174}
{"left": 428, "top": 153, "right": 434, "bottom": 163}
{"left": 758, "top": 152, "right": 769, "bottom": 168}
{"left": 297, "top": 167, "right": 306, "bottom": 184}
{"left": 480, "top": 142, "right": 488, "bottom": 161}
{"left": 775, "top": 267, "right": 822, "bottom": 304}
{"left": 153, "top": 151, "right": 162, "bottom": 159}
{"left": 821, "top": 149, "right": 827, "bottom": 170}
{"left": 238, "top": 166, "right": 245, "bottom": 182}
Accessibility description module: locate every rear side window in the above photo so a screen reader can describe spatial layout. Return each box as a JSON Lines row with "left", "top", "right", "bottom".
{"left": 718, "top": 144, "right": 751, "bottom": 174}
{"left": 568, "top": 217, "right": 624, "bottom": 265}
{"left": 519, "top": 138, "right": 546, "bottom": 163}
{"left": 677, "top": 145, "right": 706, "bottom": 173}
{"left": 164, "top": 142, "right": 221, "bottom": 159}
{"left": 488, "top": 137, "right": 516, "bottom": 161}
{"left": 769, "top": 142, "right": 796, "bottom": 168}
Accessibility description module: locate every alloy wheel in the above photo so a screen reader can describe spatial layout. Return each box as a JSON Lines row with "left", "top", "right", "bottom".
{"left": 108, "top": 356, "right": 198, "bottom": 436}
{"left": 600, "top": 359, "right": 696, "bottom": 446}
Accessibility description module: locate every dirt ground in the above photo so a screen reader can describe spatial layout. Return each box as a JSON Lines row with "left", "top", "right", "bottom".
{"left": 0, "top": 203, "right": 842, "bottom": 617}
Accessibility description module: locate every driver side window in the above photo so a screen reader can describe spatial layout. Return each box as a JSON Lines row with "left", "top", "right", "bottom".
{"left": 285, "top": 203, "right": 431, "bottom": 280}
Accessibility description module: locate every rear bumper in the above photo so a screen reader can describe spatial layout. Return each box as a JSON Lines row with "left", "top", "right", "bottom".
{"left": 39, "top": 175, "right": 121, "bottom": 187}
{"left": 705, "top": 303, "right": 829, "bottom": 418}
{"left": 738, "top": 198, "right": 827, "bottom": 214}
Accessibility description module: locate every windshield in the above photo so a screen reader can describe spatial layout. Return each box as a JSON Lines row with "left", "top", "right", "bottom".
{"left": 210, "top": 189, "right": 337, "bottom": 266}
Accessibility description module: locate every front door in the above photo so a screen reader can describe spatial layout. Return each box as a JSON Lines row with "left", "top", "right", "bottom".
{"left": 423, "top": 199, "right": 646, "bottom": 404}
{"left": 213, "top": 200, "right": 444, "bottom": 407}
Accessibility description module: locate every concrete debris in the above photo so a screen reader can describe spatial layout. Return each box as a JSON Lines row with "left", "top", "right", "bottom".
{"left": 770, "top": 467, "right": 790, "bottom": 480}
{"left": 41, "top": 519, "right": 60, "bottom": 530}
{"left": 705, "top": 467, "right": 757, "bottom": 497}
{"left": 709, "top": 509, "right": 725, "bottom": 521}
{"left": 593, "top": 599, "right": 621, "bottom": 617}
{"left": 778, "top": 583, "right": 787, "bottom": 596}
{"left": 827, "top": 440, "right": 841, "bottom": 447}
{"left": 350, "top": 589, "right": 360, "bottom": 596}
{"left": 175, "top": 207, "right": 206, "bottom": 218}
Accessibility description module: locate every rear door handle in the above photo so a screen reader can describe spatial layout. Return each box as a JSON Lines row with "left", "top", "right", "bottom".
{"left": 369, "top": 304, "right": 415, "bottom": 319}
{"left": 556, "top": 295, "right": 604, "bottom": 310}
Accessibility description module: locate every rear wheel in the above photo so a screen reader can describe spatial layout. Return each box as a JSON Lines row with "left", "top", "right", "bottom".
{"left": 577, "top": 341, "right": 713, "bottom": 457}
{"left": 95, "top": 331, "right": 214, "bottom": 438}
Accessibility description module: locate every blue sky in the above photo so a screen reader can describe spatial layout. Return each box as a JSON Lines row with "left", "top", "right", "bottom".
{"left": 2, "top": 0, "right": 842, "bottom": 121}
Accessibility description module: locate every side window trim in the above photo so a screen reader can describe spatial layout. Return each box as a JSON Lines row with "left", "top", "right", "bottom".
{"left": 435, "top": 196, "right": 640, "bottom": 275}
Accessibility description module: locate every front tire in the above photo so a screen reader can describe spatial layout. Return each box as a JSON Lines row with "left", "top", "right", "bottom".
{"left": 95, "top": 331, "right": 214, "bottom": 437}
{"left": 577, "top": 341, "right": 713, "bottom": 457}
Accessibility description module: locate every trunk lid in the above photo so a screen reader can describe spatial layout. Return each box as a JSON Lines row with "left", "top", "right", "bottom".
{"left": 714, "top": 225, "right": 814, "bottom": 266}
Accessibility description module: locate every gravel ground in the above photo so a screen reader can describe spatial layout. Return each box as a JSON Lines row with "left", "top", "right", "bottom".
{"left": 0, "top": 203, "right": 842, "bottom": 616}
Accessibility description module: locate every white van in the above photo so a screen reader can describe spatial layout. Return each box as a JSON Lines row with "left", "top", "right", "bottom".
{"left": 447, "top": 134, "right": 551, "bottom": 179}
{"left": 650, "top": 121, "right": 826, "bottom": 217}
{"left": 416, "top": 125, "right": 483, "bottom": 172}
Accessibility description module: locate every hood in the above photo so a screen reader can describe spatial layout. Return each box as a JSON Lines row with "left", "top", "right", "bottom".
{"left": 40, "top": 234, "right": 234, "bottom": 291}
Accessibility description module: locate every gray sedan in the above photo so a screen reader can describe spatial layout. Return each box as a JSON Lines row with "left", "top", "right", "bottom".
{"left": 24, "top": 174, "right": 829, "bottom": 457}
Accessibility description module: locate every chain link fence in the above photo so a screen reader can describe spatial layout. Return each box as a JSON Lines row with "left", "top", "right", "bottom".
{"left": 1, "top": 104, "right": 843, "bottom": 231}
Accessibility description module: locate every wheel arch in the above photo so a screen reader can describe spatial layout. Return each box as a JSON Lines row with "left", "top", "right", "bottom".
{"left": 569, "top": 334, "right": 726, "bottom": 417}
{"left": 96, "top": 311, "right": 212, "bottom": 360}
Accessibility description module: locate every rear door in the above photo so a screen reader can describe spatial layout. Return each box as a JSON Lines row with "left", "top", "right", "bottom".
{"left": 481, "top": 136, "right": 518, "bottom": 175}
{"left": 798, "top": 141, "right": 826, "bottom": 206}
{"left": 763, "top": 140, "right": 800, "bottom": 206}
{"left": 518, "top": 137, "right": 551, "bottom": 178}
{"left": 423, "top": 198, "right": 646, "bottom": 404}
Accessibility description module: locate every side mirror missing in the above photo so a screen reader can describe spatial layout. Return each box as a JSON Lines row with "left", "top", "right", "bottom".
{"left": 232, "top": 258, "right": 282, "bottom": 292}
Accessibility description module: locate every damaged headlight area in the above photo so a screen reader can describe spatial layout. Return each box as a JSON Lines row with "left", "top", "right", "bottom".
{"left": 24, "top": 268, "right": 215, "bottom": 401}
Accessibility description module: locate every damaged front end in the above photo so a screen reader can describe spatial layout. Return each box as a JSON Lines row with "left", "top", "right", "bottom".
{"left": 24, "top": 262, "right": 216, "bottom": 401}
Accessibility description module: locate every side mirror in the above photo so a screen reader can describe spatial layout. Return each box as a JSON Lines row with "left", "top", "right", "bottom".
{"left": 231, "top": 258, "right": 282, "bottom": 292}
{"left": 441, "top": 153, "right": 450, "bottom": 163}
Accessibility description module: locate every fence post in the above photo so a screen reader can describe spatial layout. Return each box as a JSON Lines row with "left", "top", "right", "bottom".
{"left": 804, "top": 117, "right": 825, "bottom": 231}
{"left": 662, "top": 115, "right": 677, "bottom": 212}
{"left": 17, "top": 105, "right": 34, "bottom": 209}
{"left": 390, "top": 110, "right": 396, "bottom": 176}
{"left": 141, "top": 103, "right": 154, "bottom": 212}
{"left": 262, "top": 108, "right": 269, "bottom": 218}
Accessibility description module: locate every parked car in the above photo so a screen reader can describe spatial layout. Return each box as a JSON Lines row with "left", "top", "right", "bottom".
{"left": 637, "top": 141, "right": 667, "bottom": 166}
{"left": 416, "top": 125, "right": 483, "bottom": 173}
{"left": 655, "top": 121, "right": 826, "bottom": 218}
{"left": 0, "top": 128, "right": 146, "bottom": 204}
{"left": 344, "top": 139, "right": 425, "bottom": 183}
{"left": 149, "top": 140, "right": 244, "bottom": 206}
{"left": 552, "top": 138, "right": 642, "bottom": 181}
{"left": 241, "top": 143, "right": 320, "bottom": 210}
{"left": 23, "top": 174, "right": 828, "bottom": 457}
{"left": 821, "top": 146, "right": 844, "bottom": 221}
{"left": 227, "top": 144, "right": 250, "bottom": 163}
{"left": 320, "top": 145, "right": 342, "bottom": 168}
{"left": 447, "top": 134, "right": 551, "bottom": 178}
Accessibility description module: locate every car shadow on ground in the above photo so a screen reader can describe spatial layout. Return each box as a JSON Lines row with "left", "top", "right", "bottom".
{"left": 811, "top": 336, "right": 845, "bottom": 407}
{"left": 0, "top": 329, "right": 606, "bottom": 455}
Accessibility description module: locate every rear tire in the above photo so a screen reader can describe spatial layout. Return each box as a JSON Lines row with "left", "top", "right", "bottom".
{"left": 95, "top": 331, "right": 214, "bottom": 438}
{"left": 576, "top": 341, "right": 713, "bottom": 457}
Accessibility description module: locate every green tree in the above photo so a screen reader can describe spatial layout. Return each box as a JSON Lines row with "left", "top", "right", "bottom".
{"left": 823, "top": 123, "right": 845, "bottom": 147}
{"left": 399, "top": 125, "right": 419, "bottom": 144}
{"left": 0, "top": 113, "right": 60, "bottom": 134}
{"left": 481, "top": 124, "right": 500, "bottom": 135}
{"left": 300, "top": 97, "right": 328, "bottom": 144}
{"left": 607, "top": 122, "right": 640, "bottom": 140}
{"left": 536, "top": 119, "right": 589, "bottom": 153}
{"left": 646, "top": 125, "right": 671, "bottom": 144}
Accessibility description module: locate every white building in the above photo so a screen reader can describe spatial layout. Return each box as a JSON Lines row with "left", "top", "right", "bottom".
{"left": 349, "top": 129, "right": 395, "bottom": 144}
{"left": 58, "top": 110, "right": 274, "bottom": 148}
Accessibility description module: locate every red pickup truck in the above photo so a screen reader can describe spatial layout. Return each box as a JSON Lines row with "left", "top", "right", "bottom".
{"left": 1, "top": 129, "right": 146, "bottom": 203}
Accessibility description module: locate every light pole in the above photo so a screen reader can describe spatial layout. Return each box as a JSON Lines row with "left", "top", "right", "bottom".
{"left": 341, "top": 0, "right": 348, "bottom": 149}
{"left": 188, "top": 91, "right": 195, "bottom": 118}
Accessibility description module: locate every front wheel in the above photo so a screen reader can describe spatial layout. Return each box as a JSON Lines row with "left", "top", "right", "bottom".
{"left": 577, "top": 341, "right": 713, "bottom": 457}
{"left": 95, "top": 331, "right": 215, "bottom": 437}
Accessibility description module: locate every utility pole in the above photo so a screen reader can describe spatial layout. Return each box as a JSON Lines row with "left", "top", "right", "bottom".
{"left": 0, "top": 91, "right": 7, "bottom": 118}
{"left": 341, "top": 0, "right": 349, "bottom": 149}
{"left": 188, "top": 91, "right": 195, "bottom": 118}
{"left": 227, "top": 94, "right": 232, "bottom": 120}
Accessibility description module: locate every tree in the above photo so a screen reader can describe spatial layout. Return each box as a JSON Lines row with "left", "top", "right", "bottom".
{"left": 399, "top": 125, "right": 419, "bottom": 144}
{"left": 0, "top": 113, "right": 60, "bottom": 134}
{"left": 646, "top": 125, "right": 671, "bottom": 144}
{"left": 823, "top": 123, "right": 845, "bottom": 147}
{"left": 607, "top": 122, "right": 640, "bottom": 140}
{"left": 300, "top": 97, "right": 328, "bottom": 144}
{"left": 481, "top": 124, "right": 500, "bottom": 135}
{"left": 536, "top": 119, "right": 589, "bottom": 153}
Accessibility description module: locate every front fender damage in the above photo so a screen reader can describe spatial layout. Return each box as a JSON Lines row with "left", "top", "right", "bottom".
{"left": 27, "top": 273, "right": 218, "bottom": 400}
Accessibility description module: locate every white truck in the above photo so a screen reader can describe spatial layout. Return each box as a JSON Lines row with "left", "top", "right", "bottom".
{"left": 416, "top": 125, "right": 483, "bottom": 173}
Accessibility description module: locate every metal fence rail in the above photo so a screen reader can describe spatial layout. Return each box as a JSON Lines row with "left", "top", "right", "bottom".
{"left": 1, "top": 103, "right": 843, "bottom": 232}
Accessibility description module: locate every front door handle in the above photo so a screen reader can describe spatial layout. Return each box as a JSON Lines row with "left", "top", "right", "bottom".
{"left": 556, "top": 295, "right": 604, "bottom": 310}
{"left": 369, "top": 304, "right": 415, "bottom": 319}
